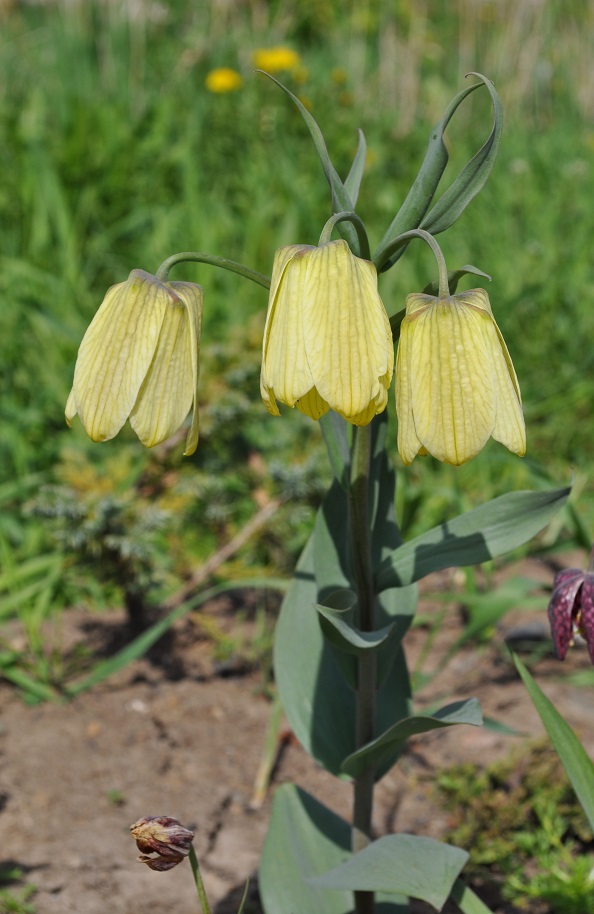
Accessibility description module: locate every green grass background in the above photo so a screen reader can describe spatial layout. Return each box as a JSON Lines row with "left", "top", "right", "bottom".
{"left": 1, "top": 0, "right": 593, "bottom": 687}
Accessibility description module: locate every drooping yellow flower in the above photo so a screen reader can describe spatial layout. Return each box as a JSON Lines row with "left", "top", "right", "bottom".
{"left": 261, "top": 240, "right": 394, "bottom": 426}
{"left": 395, "top": 288, "right": 525, "bottom": 466}
{"left": 66, "top": 269, "right": 202, "bottom": 455}
{"left": 205, "top": 67, "right": 243, "bottom": 93}
{"left": 252, "top": 46, "right": 301, "bottom": 73}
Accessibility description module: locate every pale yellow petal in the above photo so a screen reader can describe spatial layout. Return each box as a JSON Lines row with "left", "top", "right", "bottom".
{"left": 65, "top": 388, "right": 76, "bottom": 426}
{"left": 410, "top": 299, "right": 496, "bottom": 465}
{"left": 261, "top": 244, "right": 314, "bottom": 366}
{"left": 260, "top": 374, "right": 280, "bottom": 416}
{"left": 71, "top": 271, "right": 167, "bottom": 442}
{"left": 458, "top": 289, "right": 525, "bottom": 456}
{"left": 301, "top": 240, "right": 393, "bottom": 424}
{"left": 295, "top": 386, "right": 330, "bottom": 420}
{"left": 129, "top": 299, "right": 193, "bottom": 448}
{"left": 455, "top": 288, "right": 494, "bottom": 317}
{"left": 170, "top": 281, "right": 203, "bottom": 456}
{"left": 261, "top": 246, "right": 317, "bottom": 407}
{"left": 483, "top": 319, "right": 526, "bottom": 457}
{"left": 395, "top": 318, "right": 423, "bottom": 465}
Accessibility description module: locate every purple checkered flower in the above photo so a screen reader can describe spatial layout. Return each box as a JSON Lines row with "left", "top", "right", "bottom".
{"left": 548, "top": 549, "right": 594, "bottom": 662}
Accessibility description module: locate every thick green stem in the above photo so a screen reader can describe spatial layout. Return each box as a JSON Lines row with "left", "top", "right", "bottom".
{"left": 189, "top": 845, "right": 212, "bottom": 914}
{"left": 156, "top": 251, "right": 270, "bottom": 289}
{"left": 349, "top": 423, "right": 376, "bottom": 914}
{"left": 373, "top": 229, "right": 450, "bottom": 298}
{"left": 318, "top": 211, "right": 371, "bottom": 261}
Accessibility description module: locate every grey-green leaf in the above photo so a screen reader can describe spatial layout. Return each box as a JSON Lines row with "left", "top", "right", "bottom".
{"left": 375, "top": 486, "right": 571, "bottom": 592}
{"left": 316, "top": 598, "right": 397, "bottom": 655}
{"left": 344, "top": 129, "right": 367, "bottom": 207}
{"left": 373, "top": 79, "right": 484, "bottom": 271}
{"left": 260, "top": 785, "right": 408, "bottom": 914}
{"left": 259, "top": 784, "right": 352, "bottom": 914}
{"left": 274, "top": 462, "right": 415, "bottom": 777}
{"left": 321, "top": 412, "right": 351, "bottom": 490}
{"left": 341, "top": 699, "right": 483, "bottom": 778}
{"left": 421, "top": 73, "right": 503, "bottom": 236}
{"left": 310, "top": 834, "right": 469, "bottom": 910}
{"left": 512, "top": 651, "right": 594, "bottom": 834}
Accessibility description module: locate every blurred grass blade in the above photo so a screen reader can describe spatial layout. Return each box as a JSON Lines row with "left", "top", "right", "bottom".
{"left": 0, "top": 664, "right": 61, "bottom": 703}
{"left": 512, "top": 651, "right": 594, "bottom": 833}
{"left": 65, "top": 578, "right": 288, "bottom": 697}
{"left": 0, "top": 554, "right": 63, "bottom": 621}
{"left": 257, "top": 71, "right": 360, "bottom": 254}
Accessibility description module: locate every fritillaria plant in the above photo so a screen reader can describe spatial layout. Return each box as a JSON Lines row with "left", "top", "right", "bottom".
{"left": 68, "top": 73, "right": 570, "bottom": 913}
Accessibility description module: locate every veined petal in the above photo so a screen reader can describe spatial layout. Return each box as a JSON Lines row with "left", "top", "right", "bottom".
{"left": 65, "top": 388, "right": 77, "bottom": 426}
{"left": 480, "top": 317, "right": 526, "bottom": 457}
{"left": 301, "top": 240, "right": 393, "bottom": 423}
{"left": 261, "top": 244, "right": 314, "bottom": 362}
{"left": 548, "top": 571, "right": 583, "bottom": 660}
{"left": 129, "top": 295, "right": 194, "bottom": 450}
{"left": 171, "top": 281, "right": 203, "bottom": 456}
{"left": 71, "top": 271, "right": 169, "bottom": 442}
{"left": 261, "top": 245, "right": 317, "bottom": 409}
{"left": 395, "top": 318, "right": 423, "bottom": 465}
{"left": 409, "top": 297, "right": 496, "bottom": 465}
{"left": 295, "top": 386, "right": 330, "bottom": 420}
{"left": 580, "top": 577, "right": 594, "bottom": 663}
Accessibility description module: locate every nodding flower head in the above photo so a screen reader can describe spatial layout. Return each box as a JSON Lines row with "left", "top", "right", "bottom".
{"left": 395, "top": 288, "right": 525, "bottom": 466}
{"left": 260, "top": 240, "right": 394, "bottom": 426}
{"left": 130, "top": 816, "right": 194, "bottom": 871}
{"left": 548, "top": 549, "right": 594, "bottom": 663}
{"left": 66, "top": 270, "right": 202, "bottom": 456}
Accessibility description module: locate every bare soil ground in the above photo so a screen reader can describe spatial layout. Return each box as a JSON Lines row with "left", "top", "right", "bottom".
{"left": 2, "top": 556, "right": 594, "bottom": 914}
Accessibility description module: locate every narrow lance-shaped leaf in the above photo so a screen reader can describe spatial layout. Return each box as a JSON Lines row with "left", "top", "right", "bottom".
{"left": 316, "top": 597, "right": 397, "bottom": 655}
{"left": 340, "top": 698, "right": 482, "bottom": 779}
{"left": 373, "top": 79, "right": 484, "bottom": 270}
{"left": 375, "top": 486, "right": 571, "bottom": 592}
{"left": 258, "top": 71, "right": 360, "bottom": 254}
{"left": 320, "top": 411, "right": 351, "bottom": 491}
{"left": 512, "top": 651, "right": 594, "bottom": 834}
{"left": 421, "top": 73, "right": 503, "bottom": 236}
{"left": 344, "top": 128, "right": 367, "bottom": 207}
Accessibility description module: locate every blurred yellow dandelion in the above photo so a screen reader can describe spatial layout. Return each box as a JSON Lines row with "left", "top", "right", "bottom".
{"left": 253, "top": 46, "right": 300, "bottom": 74}
{"left": 205, "top": 67, "right": 243, "bottom": 93}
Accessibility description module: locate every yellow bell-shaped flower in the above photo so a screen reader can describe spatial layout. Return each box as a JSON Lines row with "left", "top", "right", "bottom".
{"left": 396, "top": 288, "right": 525, "bottom": 466}
{"left": 66, "top": 269, "right": 202, "bottom": 455}
{"left": 260, "top": 240, "right": 394, "bottom": 426}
